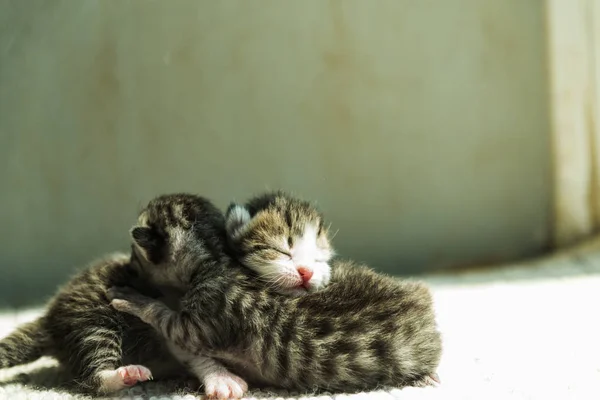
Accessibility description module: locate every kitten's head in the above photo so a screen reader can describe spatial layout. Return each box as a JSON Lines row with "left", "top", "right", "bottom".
{"left": 225, "top": 191, "right": 335, "bottom": 296}
{"left": 129, "top": 193, "right": 226, "bottom": 288}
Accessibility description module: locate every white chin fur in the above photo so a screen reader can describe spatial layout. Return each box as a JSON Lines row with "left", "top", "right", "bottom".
{"left": 308, "top": 261, "right": 331, "bottom": 290}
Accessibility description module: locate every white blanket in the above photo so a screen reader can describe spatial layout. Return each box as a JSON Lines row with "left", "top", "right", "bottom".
{"left": 2, "top": 240, "right": 600, "bottom": 399}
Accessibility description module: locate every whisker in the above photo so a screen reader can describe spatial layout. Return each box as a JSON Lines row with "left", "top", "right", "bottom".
{"left": 330, "top": 228, "right": 340, "bottom": 240}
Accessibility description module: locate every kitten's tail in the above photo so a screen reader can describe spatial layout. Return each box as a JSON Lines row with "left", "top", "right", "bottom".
{"left": 0, "top": 317, "right": 50, "bottom": 368}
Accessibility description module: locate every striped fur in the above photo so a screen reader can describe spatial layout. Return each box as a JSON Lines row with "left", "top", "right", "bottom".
{"left": 0, "top": 318, "right": 50, "bottom": 368}
{"left": 0, "top": 193, "right": 229, "bottom": 394}
{"left": 0, "top": 252, "right": 185, "bottom": 393}
{"left": 109, "top": 192, "right": 443, "bottom": 395}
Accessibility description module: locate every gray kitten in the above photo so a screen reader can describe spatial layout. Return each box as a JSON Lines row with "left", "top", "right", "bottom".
{"left": 108, "top": 192, "right": 442, "bottom": 398}
{"left": 0, "top": 194, "right": 227, "bottom": 394}
{"left": 0, "top": 252, "right": 186, "bottom": 394}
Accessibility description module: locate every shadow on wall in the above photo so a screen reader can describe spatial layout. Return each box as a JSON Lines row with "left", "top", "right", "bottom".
{"left": 0, "top": 0, "right": 550, "bottom": 307}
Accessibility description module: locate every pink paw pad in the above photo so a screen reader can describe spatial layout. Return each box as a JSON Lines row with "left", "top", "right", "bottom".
{"left": 116, "top": 365, "right": 154, "bottom": 386}
{"left": 204, "top": 371, "right": 248, "bottom": 399}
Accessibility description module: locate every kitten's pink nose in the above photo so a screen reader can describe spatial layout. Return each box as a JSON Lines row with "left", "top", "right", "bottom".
{"left": 297, "top": 266, "right": 313, "bottom": 283}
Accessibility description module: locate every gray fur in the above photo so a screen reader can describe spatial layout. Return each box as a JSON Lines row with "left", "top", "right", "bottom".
{"left": 0, "top": 193, "right": 227, "bottom": 394}
{"left": 1, "top": 252, "right": 185, "bottom": 393}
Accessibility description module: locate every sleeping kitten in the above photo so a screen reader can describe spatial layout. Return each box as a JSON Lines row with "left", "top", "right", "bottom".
{"left": 108, "top": 193, "right": 442, "bottom": 398}
{"left": 225, "top": 191, "right": 335, "bottom": 296}
{"left": 0, "top": 194, "right": 228, "bottom": 394}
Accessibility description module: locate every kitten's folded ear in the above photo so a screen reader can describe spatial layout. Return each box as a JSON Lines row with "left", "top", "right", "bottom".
{"left": 131, "top": 227, "right": 154, "bottom": 248}
{"left": 225, "top": 203, "right": 251, "bottom": 239}
{"left": 130, "top": 226, "right": 163, "bottom": 262}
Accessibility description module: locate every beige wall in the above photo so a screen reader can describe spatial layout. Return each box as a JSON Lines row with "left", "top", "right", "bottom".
{"left": 0, "top": 0, "right": 550, "bottom": 307}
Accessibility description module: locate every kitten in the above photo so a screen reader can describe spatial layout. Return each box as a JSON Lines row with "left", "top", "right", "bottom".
{"left": 0, "top": 252, "right": 180, "bottom": 394}
{"left": 0, "top": 194, "right": 228, "bottom": 394}
{"left": 226, "top": 191, "right": 335, "bottom": 296}
{"left": 108, "top": 192, "right": 443, "bottom": 397}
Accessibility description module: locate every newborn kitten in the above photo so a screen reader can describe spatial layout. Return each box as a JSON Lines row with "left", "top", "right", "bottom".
{"left": 0, "top": 253, "right": 180, "bottom": 394}
{"left": 109, "top": 193, "right": 442, "bottom": 397}
{"left": 0, "top": 194, "right": 227, "bottom": 394}
{"left": 226, "top": 191, "right": 335, "bottom": 296}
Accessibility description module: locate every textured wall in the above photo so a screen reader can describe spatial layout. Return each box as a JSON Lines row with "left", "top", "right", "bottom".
{"left": 0, "top": 0, "right": 551, "bottom": 307}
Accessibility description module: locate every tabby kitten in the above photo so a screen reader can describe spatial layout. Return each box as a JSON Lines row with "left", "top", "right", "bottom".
{"left": 0, "top": 194, "right": 228, "bottom": 394}
{"left": 108, "top": 192, "right": 443, "bottom": 397}
{"left": 0, "top": 253, "right": 181, "bottom": 394}
{"left": 225, "top": 191, "right": 335, "bottom": 296}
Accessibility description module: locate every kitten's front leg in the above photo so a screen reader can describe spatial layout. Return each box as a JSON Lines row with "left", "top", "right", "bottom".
{"left": 168, "top": 344, "right": 248, "bottom": 399}
{"left": 107, "top": 286, "right": 164, "bottom": 325}
{"left": 108, "top": 286, "right": 205, "bottom": 354}
{"left": 109, "top": 287, "right": 248, "bottom": 398}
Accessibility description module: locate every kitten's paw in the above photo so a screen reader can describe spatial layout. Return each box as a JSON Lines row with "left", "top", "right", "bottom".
{"left": 108, "top": 287, "right": 151, "bottom": 315}
{"left": 204, "top": 371, "right": 248, "bottom": 399}
{"left": 97, "top": 364, "right": 153, "bottom": 393}
{"left": 107, "top": 286, "right": 141, "bottom": 302}
{"left": 117, "top": 364, "right": 154, "bottom": 386}
{"left": 109, "top": 298, "right": 134, "bottom": 313}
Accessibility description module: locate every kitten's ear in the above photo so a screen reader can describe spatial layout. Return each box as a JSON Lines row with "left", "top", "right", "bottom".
{"left": 225, "top": 203, "right": 251, "bottom": 239}
{"left": 130, "top": 226, "right": 161, "bottom": 261}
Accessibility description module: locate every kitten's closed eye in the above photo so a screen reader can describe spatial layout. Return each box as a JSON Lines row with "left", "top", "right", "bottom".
{"left": 274, "top": 249, "right": 292, "bottom": 259}
{"left": 252, "top": 244, "right": 291, "bottom": 257}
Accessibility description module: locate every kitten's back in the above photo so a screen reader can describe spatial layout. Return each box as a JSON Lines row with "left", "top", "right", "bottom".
{"left": 195, "top": 259, "right": 442, "bottom": 391}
